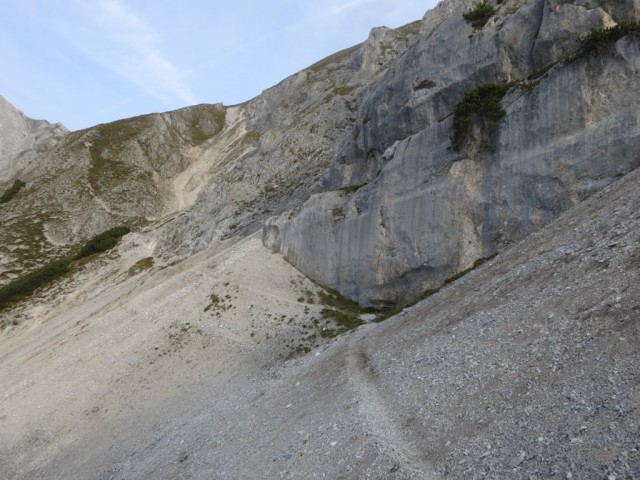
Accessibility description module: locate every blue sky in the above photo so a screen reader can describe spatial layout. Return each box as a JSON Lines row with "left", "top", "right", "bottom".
{"left": 0, "top": 0, "right": 437, "bottom": 131}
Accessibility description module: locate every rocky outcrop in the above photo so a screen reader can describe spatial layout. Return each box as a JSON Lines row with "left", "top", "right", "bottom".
{"left": 1, "top": 3, "right": 640, "bottom": 478}
{"left": 3, "top": 0, "right": 640, "bottom": 308}
{"left": 0, "top": 95, "right": 68, "bottom": 181}
{"left": 265, "top": 0, "right": 640, "bottom": 307}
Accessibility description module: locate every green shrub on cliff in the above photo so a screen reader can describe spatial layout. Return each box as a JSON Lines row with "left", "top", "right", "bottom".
{"left": 451, "top": 83, "right": 507, "bottom": 151}
{"left": 463, "top": 2, "right": 496, "bottom": 28}
{"left": 74, "top": 225, "right": 131, "bottom": 260}
{"left": 579, "top": 22, "right": 640, "bottom": 53}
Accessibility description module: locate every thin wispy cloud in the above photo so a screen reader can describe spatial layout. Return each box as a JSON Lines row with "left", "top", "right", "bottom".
{"left": 78, "top": 92, "right": 147, "bottom": 126}
{"left": 70, "top": 0, "right": 196, "bottom": 105}
{"left": 0, "top": 0, "right": 434, "bottom": 130}
{"left": 328, "top": 0, "right": 377, "bottom": 17}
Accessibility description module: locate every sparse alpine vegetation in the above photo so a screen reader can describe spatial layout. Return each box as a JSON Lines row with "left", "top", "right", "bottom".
{"left": 451, "top": 82, "right": 508, "bottom": 152}
{"left": 74, "top": 226, "right": 131, "bottom": 260}
{"left": 463, "top": 2, "right": 496, "bottom": 28}
{"left": 0, "top": 179, "right": 26, "bottom": 203}
{"left": 127, "top": 256, "right": 154, "bottom": 276}
{"left": 448, "top": 21, "right": 639, "bottom": 153}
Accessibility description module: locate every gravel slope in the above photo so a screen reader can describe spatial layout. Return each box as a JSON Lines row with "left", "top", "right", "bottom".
{"left": 1, "top": 168, "right": 639, "bottom": 479}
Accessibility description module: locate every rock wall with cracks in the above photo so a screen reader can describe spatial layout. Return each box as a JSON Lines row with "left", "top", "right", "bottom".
{"left": 264, "top": 0, "right": 640, "bottom": 307}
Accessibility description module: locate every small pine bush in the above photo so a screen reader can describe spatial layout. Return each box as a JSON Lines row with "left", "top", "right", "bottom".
{"left": 74, "top": 226, "right": 131, "bottom": 260}
{"left": 579, "top": 22, "right": 640, "bottom": 54}
{"left": 463, "top": 2, "right": 496, "bottom": 28}
{"left": 0, "top": 180, "right": 26, "bottom": 203}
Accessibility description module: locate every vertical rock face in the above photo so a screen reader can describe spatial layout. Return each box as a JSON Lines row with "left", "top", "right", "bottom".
{"left": 265, "top": 0, "right": 640, "bottom": 307}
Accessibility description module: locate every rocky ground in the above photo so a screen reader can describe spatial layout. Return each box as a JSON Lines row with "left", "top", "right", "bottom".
{"left": 1, "top": 150, "right": 638, "bottom": 480}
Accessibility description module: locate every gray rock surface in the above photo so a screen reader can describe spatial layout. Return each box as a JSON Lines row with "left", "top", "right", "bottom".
{"left": 160, "top": 23, "right": 420, "bottom": 257}
{"left": 266, "top": 0, "right": 640, "bottom": 306}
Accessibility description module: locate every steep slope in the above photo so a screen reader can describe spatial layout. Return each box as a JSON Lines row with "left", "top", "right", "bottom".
{"left": 159, "top": 23, "right": 420, "bottom": 257}
{"left": 266, "top": 0, "right": 640, "bottom": 307}
{"left": 1, "top": 125, "right": 637, "bottom": 480}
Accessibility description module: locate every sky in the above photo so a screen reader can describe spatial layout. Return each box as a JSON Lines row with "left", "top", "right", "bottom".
{"left": 0, "top": 0, "right": 438, "bottom": 132}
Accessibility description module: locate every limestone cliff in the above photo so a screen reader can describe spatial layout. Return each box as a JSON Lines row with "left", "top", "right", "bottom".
{"left": 265, "top": 0, "right": 640, "bottom": 307}
{"left": 158, "top": 22, "right": 420, "bottom": 256}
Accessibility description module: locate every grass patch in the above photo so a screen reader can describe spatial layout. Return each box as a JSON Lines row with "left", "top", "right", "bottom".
{"left": 307, "top": 44, "right": 360, "bottom": 73}
{"left": 74, "top": 226, "right": 130, "bottom": 260}
{"left": 204, "top": 292, "right": 234, "bottom": 315}
{"left": 0, "top": 209, "right": 72, "bottom": 276}
{"left": 127, "top": 256, "right": 154, "bottom": 276}
{"left": 0, "top": 257, "right": 72, "bottom": 307}
{"left": 395, "top": 20, "right": 421, "bottom": 37}
{"left": 88, "top": 115, "right": 154, "bottom": 190}
{"left": 322, "top": 84, "right": 360, "bottom": 105}
{"left": 242, "top": 130, "right": 261, "bottom": 146}
{"left": 463, "top": 2, "right": 497, "bottom": 28}
{"left": 181, "top": 104, "right": 227, "bottom": 145}
{"left": 317, "top": 287, "right": 367, "bottom": 336}
{"left": 204, "top": 293, "right": 221, "bottom": 312}
{"left": 0, "top": 180, "right": 26, "bottom": 204}
{"left": 304, "top": 289, "right": 315, "bottom": 304}
{"left": 451, "top": 83, "right": 508, "bottom": 152}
